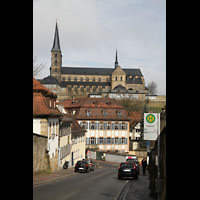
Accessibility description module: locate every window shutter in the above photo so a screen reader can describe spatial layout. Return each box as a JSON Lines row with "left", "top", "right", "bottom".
{"left": 104, "top": 122, "right": 107, "bottom": 130}
{"left": 125, "top": 122, "right": 128, "bottom": 130}
{"left": 96, "top": 137, "right": 99, "bottom": 144}
{"left": 125, "top": 138, "right": 127, "bottom": 144}
{"left": 96, "top": 122, "right": 99, "bottom": 130}
{"left": 119, "top": 138, "right": 121, "bottom": 144}
{"left": 112, "top": 123, "right": 115, "bottom": 130}
{"left": 86, "top": 137, "right": 89, "bottom": 145}
{"left": 112, "top": 138, "right": 114, "bottom": 144}
{"left": 88, "top": 122, "right": 90, "bottom": 130}
{"left": 103, "top": 138, "right": 107, "bottom": 144}
{"left": 119, "top": 122, "right": 122, "bottom": 130}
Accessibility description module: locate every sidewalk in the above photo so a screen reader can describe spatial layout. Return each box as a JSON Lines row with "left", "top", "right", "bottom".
{"left": 33, "top": 167, "right": 76, "bottom": 186}
{"left": 125, "top": 168, "right": 156, "bottom": 200}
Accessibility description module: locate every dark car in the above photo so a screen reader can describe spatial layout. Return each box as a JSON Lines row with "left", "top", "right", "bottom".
{"left": 118, "top": 162, "right": 138, "bottom": 180}
{"left": 85, "top": 159, "right": 95, "bottom": 171}
{"left": 126, "top": 158, "right": 140, "bottom": 175}
{"left": 74, "top": 160, "right": 90, "bottom": 173}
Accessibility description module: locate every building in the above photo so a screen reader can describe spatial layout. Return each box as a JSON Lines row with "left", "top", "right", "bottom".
{"left": 33, "top": 77, "right": 63, "bottom": 172}
{"left": 58, "top": 115, "right": 72, "bottom": 169}
{"left": 39, "top": 22, "right": 149, "bottom": 102}
{"left": 61, "top": 98, "right": 130, "bottom": 153}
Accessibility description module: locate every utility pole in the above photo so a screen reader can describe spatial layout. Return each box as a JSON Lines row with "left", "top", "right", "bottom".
{"left": 157, "top": 113, "right": 160, "bottom": 200}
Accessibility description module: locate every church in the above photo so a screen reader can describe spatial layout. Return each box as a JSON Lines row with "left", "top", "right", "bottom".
{"left": 39, "top": 22, "right": 149, "bottom": 102}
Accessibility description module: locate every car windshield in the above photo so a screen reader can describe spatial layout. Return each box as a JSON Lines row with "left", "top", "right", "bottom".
{"left": 120, "top": 163, "right": 133, "bottom": 168}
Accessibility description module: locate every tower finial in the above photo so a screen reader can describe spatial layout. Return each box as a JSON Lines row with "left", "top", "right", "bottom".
{"left": 115, "top": 49, "right": 118, "bottom": 69}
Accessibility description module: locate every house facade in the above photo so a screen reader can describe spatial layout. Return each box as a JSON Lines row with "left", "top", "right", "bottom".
{"left": 62, "top": 98, "right": 130, "bottom": 153}
{"left": 33, "top": 78, "right": 63, "bottom": 172}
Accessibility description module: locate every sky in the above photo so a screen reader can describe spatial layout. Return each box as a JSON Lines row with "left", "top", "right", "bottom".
{"left": 33, "top": 0, "right": 166, "bottom": 95}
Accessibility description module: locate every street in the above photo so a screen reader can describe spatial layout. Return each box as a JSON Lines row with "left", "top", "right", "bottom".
{"left": 33, "top": 162, "right": 154, "bottom": 200}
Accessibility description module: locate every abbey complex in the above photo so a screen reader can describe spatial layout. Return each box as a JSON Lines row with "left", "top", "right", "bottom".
{"left": 38, "top": 22, "right": 150, "bottom": 102}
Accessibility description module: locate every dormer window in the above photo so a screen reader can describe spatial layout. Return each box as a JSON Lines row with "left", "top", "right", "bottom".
{"left": 103, "top": 110, "right": 107, "bottom": 117}
{"left": 120, "top": 76, "right": 123, "bottom": 81}
{"left": 86, "top": 110, "right": 91, "bottom": 117}
{"left": 117, "top": 111, "right": 122, "bottom": 117}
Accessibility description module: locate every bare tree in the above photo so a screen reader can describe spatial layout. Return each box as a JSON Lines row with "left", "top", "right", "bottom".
{"left": 147, "top": 81, "right": 157, "bottom": 95}
{"left": 33, "top": 56, "right": 46, "bottom": 76}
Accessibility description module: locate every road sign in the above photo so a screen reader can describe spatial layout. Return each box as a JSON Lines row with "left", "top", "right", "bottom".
{"left": 144, "top": 113, "right": 160, "bottom": 140}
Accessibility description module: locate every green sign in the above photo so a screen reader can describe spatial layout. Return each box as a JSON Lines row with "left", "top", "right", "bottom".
{"left": 146, "top": 114, "right": 156, "bottom": 123}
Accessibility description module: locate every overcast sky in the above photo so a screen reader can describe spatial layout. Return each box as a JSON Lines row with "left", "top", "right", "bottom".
{"left": 33, "top": 0, "right": 166, "bottom": 95}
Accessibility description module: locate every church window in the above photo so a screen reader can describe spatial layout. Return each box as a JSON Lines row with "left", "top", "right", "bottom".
{"left": 93, "top": 77, "right": 95, "bottom": 82}
{"left": 120, "top": 76, "right": 123, "bottom": 81}
{"left": 86, "top": 77, "right": 89, "bottom": 82}
{"left": 55, "top": 53, "right": 57, "bottom": 58}
{"left": 115, "top": 76, "right": 117, "bottom": 81}
{"left": 68, "top": 77, "right": 71, "bottom": 81}
{"left": 55, "top": 68, "right": 57, "bottom": 72}
{"left": 80, "top": 77, "right": 83, "bottom": 82}
{"left": 55, "top": 60, "right": 57, "bottom": 65}
{"left": 74, "top": 77, "right": 77, "bottom": 81}
{"left": 98, "top": 77, "right": 101, "bottom": 82}
{"left": 62, "top": 77, "right": 65, "bottom": 81}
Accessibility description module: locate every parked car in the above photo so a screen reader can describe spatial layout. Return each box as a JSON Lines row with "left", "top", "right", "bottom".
{"left": 74, "top": 160, "right": 90, "bottom": 173}
{"left": 85, "top": 159, "right": 95, "bottom": 171}
{"left": 118, "top": 162, "right": 138, "bottom": 180}
{"left": 126, "top": 158, "right": 140, "bottom": 175}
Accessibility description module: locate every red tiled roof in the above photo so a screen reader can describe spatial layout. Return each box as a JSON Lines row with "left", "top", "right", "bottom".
{"left": 62, "top": 98, "right": 124, "bottom": 109}
{"left": 33, "top": 92, "right": 62, "bottom": 117}
{"left": 33, "top": 77, "right": 57, "bottom": 98}
{"left": 61, "top": 98, "right": 130, "bottom": 121}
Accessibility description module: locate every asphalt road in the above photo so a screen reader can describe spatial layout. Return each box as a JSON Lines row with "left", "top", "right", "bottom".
{"left": 33, "top": 162, "right": 129, "bottom": 200}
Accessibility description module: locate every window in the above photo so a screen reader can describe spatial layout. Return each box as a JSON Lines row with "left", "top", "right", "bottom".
{"left": 120, "top": 76, "right": 123, "bottom": 81}
{"left": 90, "top": 123, "right": 95, "bottom": 129}
{"left": 117, "top": 111, "right": 122, "bottom": 117}
{"left": 86, "top": 110, "right": 91, "bottom": 117}
{"left": 68, "top": 77, "right": 71, "bottom": 81}
{"left": 74, "top": 77, "right": 77, "bottom": 81}
{"left": 115, "top": 76, "right": 117, "bottom": 81}
{"left": 55, "top": 53, "right": 57, "bottom": 58}
{"left": 107, "top": 123, "right": 111, "bottom": 130}
{"left": 122, "top": 138, "right": 126, "bottom": 144}
{"left": 80, "top": 77, "right": 83, "bottom": 81}
{"left": 99, "top": 137, "right": 103, "bottom": 144}
{"left": 98, "top": 77, "right": 101, "bottom": 82}
{"left": 107, "top": 137, "right": 111, "bottom": 144}
{"left": 99, "top": 123, "right": 103, "bottom": 130}
{"left": 81, "top": 87, "right": 84, "bottom": 92}
{"left": 115, "top": 123, "right": 119, "bottom": 130}
{"left": 115, "top": 138, "right": 118, "bottom": 144}
{"left": 103, "top": 110, "right": 107, "bottom": 117}
{"left": 122, "top": 123, "right": 126, "bottom": 130}
{"left": 93, "top": 77, "right": 95, "bottom": 82}
{"left": 86, "top": 77, "right": 89, "bottom": 82}
{"left": 90, "top": 137, "right": 95, "bottom": 144}
{"left": 55, "top": 60, "right": 57, "bottom": 66}
{"left": 82, "top": 122, "right": 86, "bottom": 129}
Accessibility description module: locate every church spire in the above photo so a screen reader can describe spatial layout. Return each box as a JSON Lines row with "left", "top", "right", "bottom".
{"left": 114, "top": 49, "right": 118, "bottom": 69}
{"left": 51, "top": 21, "right": 61, "bottom": 52}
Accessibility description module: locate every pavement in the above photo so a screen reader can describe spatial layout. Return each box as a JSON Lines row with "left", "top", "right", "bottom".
{"left": 33, "top": 160, "right": 155, "bottom": 199}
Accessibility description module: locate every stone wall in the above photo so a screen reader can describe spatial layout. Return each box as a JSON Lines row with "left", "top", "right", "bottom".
{"left": 33, "top": 133, "right": 50, "bottom": 174}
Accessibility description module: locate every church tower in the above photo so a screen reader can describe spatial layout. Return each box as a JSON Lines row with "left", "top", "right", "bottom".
{"left": 50, "top": 21, "right": 62, "bottom": 83}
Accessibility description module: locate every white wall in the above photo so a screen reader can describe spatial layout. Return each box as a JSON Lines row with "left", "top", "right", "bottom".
{"left": 33, "top": 118, "right": 41, "bottom": 135}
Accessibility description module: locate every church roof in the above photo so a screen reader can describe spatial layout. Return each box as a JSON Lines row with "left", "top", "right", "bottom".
{"left": 61, "top": 67, "right": 143, "bottom": 77}
{"left": 51, "top": 22, "right": 61, "bottom": 52}
{"left": 113, "top": 84, "right": 127, "bottom": 91}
